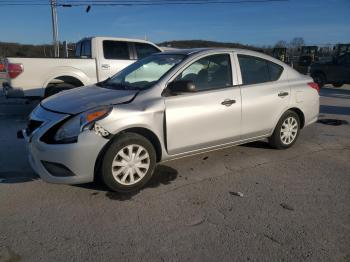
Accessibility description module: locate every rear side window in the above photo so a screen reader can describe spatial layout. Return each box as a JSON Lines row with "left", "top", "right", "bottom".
{"left": 135, "top": 43, "right": 160, "bottom": 59}
{"left": 103, "top": 41, "right": 130, "bottom": 60}
{"left": 238, "top": 55, "right": 283, "bottom": 85}
{"left": 268, "top": 62, "right": 283, "bottom": 81}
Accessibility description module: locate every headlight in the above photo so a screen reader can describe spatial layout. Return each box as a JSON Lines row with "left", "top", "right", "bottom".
{"left": 54, "top": 106, "right": 112, "bottom": 143}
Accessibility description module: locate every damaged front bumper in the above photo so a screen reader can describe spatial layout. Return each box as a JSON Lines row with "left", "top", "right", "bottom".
{"left": 22, "top": 105, "right": 110, "bottom": 184}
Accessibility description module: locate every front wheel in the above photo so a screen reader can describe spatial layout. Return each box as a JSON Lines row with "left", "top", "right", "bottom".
{"left": 269, "top": 111, "right": 300, "bottom": 149}
{"left": 101, "top": 133, "right": 156, "bottom": 192}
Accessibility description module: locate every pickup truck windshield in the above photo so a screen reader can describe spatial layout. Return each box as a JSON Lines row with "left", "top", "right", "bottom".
{"left": 102, "top": 54, "right": 185, "bottom": 90}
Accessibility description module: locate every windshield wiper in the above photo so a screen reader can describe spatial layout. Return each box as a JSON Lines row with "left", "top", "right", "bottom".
{"left": 96, "top": 77, "right": 111, "bottom": 87}
{"left": 103, "top": 82, "right": 140, "bottom": 90}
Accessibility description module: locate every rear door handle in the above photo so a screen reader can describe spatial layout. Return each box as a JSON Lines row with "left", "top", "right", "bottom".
{"left": 221, "top": 99, "right": 236, "bottom": 106}
{"left": 278, "top": 91, "right": 289, "bottom": 97}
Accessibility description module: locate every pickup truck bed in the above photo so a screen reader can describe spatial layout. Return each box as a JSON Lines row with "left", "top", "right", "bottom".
{"left": 2, "top": 57, "right": 97, "bottom": 97}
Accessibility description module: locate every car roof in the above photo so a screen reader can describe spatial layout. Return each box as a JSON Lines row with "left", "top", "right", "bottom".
{"left": 161, "top": 47, "right": 262, "bottom": 56}
{"left": 160, "top": 47, "right": 287, "bottom": 67}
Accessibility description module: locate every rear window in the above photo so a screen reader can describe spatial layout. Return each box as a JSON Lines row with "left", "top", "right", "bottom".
{"left": 103, "top": 41, "right": 130, "bottom": 60}
{"left": 74, "top": 40, "right": 91, "bottom": 58}
{"left": 238, "top": 55, "right": 283, "bottom": 85}
{"left": 81, "top": 40, "right": 91, "bottom": 58}
{"left": 135, "top": 43, "right": 160, "bottom": 59}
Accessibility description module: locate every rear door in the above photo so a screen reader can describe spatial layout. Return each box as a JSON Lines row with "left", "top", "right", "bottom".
{"left": 98, "top": 40, "right": 135, "bottom": 81}
{"left": 164, "top": 53, "right": 242, "bottom": 155}
{"left": 236, "top": 54, "right": 290, "bottom": 139}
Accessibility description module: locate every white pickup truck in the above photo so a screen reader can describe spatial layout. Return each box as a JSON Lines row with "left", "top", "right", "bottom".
{"left": 0, "top": 37, "right": 162, "bottom": 98}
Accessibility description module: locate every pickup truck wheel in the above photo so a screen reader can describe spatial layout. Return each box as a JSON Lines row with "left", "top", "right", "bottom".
{"left": 312, "top": 73, "right": 326, "bottom": 88}
{"left": 44, "top": 83, "right": 76, "bottom": 98}
{"left": 269, "top": 110, "right": 300, "bottom": 149}
{"left": 101, "top": 133, "right": 156, "bottom": 193}
{"left": 332, "top": 83, "right": 343, "bottom": 88}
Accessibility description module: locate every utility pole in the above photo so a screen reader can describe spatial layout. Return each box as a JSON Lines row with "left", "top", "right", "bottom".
{"left": 51, "top": 0, "right": 59, "bottom": 57}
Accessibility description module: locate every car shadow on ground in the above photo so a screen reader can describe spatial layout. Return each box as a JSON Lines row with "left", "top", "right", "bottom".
{"left": 320, "top": 87, "right": 350, "bottom": 100}
{"left": 320, "top": 105, "right": 350, "bottom": 115}
{"left": 75, "top": 164, "right": 178, "bottom": 201}
{"left": 240, "top": 141, "right": 272, "bottom": 149}
{"left": 0, "top": 171, "right": 38, "bottom": 183}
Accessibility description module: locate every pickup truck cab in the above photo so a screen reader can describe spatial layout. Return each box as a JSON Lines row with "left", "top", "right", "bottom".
{"left": 311, "top": 52, "right": 350, "bottom": 87}
{"left": 0, "top": 37, "right": 162, "bottom": 98}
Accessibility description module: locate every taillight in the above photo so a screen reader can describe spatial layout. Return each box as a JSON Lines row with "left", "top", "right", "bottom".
{"left": 308, "top": 82, "right": 320, "bottom": 93}
{"left": 7, "top": 63, "right": 23, "bottom": 79}
{"left": 0, "top": 63, "right": 5, "bottom": 72}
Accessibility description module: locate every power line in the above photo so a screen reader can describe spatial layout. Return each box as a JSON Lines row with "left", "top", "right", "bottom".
{"left": 0, "top": 0, "right": 288, "bottom": 6}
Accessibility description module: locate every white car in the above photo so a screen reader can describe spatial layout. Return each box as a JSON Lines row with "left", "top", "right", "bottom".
{"left": 0, "top": 36, "right": 162, "bottom": 98}
{"left": 23, "top": 48, "right": 320, "bottom": 192}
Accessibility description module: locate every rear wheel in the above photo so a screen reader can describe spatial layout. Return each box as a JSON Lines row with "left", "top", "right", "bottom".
{"left": 332, "top": 83, "right": 343, "bottom": 88}
{"left": 101, "top": 133, "right": 156, "bottom": 192}
{"left": 312, "top": 72, "right": 326, "bottom": 88}
{"left": 269, "top": 111, "right": 300, "bottom": 149}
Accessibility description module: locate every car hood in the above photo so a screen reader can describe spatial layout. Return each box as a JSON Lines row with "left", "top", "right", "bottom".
{"left": 41, "top": 85, "right": 138, "bottom": 114}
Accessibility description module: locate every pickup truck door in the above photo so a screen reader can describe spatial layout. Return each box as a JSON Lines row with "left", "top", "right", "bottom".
{"left": 326, "top": 54, "right": 350, "bottom": 83}
{"left": 97, "top": 40, "right": 135, "bottom": 81}
{"left": 334, "top": 54, "right": 350, "bottom": 82}
{"left": 164, "top": 53, "right": 241, "bottom": 155}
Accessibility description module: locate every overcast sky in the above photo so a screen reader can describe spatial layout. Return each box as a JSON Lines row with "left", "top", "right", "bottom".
{"left": 0, "top": 0, "right": 349, "bottom": 46}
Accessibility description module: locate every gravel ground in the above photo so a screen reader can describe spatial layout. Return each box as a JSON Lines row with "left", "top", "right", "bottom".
{"left": 0, "top": 85, "right": 349, "bottom": 262}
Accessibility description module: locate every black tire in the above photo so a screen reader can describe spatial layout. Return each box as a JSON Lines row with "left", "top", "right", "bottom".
{"left": 332, "top": 83, "right": 343, "bottom": 88}
{"left": 101, "top": 133, "right": 156, "bottom": 193}
{"left": 44, "top": 83, "right": 76, "bottom": 98}
{"left": 269, "top": 110, "right": 300, "bottom": 149}
{"left": 312, "top": 72, "right": 326, "bottom": 88}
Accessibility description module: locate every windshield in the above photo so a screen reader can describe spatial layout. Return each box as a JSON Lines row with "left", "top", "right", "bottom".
{"left": 101, "top": 54, "right": 185, "bottom": 90}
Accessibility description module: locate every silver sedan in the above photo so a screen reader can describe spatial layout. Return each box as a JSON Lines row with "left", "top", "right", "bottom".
{"left": 24, "top": 48, "right": 320, "bottom": 192}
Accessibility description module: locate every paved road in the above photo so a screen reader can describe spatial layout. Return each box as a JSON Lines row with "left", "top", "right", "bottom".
{"left": 0, "top": 86, "right": 349, "bottom": 262}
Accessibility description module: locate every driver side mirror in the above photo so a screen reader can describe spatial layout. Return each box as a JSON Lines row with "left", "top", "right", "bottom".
{"left": 167, "top": 80, "right": 197, "bottom": 95}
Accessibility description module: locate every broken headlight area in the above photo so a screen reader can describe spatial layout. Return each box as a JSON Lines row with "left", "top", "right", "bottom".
{"left": 40, "top": 106, "right": 112, "bottom": 144}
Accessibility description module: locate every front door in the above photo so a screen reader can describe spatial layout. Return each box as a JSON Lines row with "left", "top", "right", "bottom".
{"left": 98, "top": 40, "right": 135, "bottom": 81}
{"left": 164, "top": 53, "right": 241, "bottom": 155}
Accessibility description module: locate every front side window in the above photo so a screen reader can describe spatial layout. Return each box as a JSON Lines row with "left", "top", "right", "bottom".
{"left": 176, "top": 54, "right": 232, "bottom": 91}
{"left": 102, "top": 54, "right": 185, "bottom": 90}
{"left": 103, "top": 41, "right": 130, "bottom": 60}
{"left": 238, "top": 55, "right": 270, "bottom": 85}
{"left": 135, "top": 43, "right": 160, "bottom": 59}
{"left": 238, "top": 55, "right": 283, "bottom": 85}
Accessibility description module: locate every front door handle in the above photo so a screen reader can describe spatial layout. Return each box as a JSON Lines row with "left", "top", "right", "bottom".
{"left": 221, "top": 99, "right": 236, "bottom": 106}
{"left": 101, "top": 64, "right": 110, "bottom": 70}
{"left": 278, "top": 91, "right": 289, "bottom": 97}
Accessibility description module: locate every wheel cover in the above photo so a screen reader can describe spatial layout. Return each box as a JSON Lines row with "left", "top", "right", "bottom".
{"left": 280, "top": 117, "right": 298, "bottom": 145}
{"left": 111, "top": 144, "right": 150, "bottom": 186}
